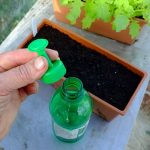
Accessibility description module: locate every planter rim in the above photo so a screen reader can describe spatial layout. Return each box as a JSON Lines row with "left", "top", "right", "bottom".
{"left": 18, "top": 18, "right": 148, "bottom": 116}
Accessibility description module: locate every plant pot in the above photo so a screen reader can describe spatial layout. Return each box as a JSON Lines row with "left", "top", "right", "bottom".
{"left": 52, "top": 0, "right": 146, "bottom": 45}
{"left": 19, "top": 19, "right": 147, "bottom": 121}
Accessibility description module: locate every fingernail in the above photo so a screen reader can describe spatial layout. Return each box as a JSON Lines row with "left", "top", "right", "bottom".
{"left": 34, "top": 57, "right": 45, "bottom": 70}
{"left": 52, "top": 50, "right": 59, "bottom": 56}
{"left": 51, "top": 49, "right": 58, "bottom": 53}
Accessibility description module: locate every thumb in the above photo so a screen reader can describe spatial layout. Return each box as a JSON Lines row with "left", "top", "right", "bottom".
{"left": 0, "top": 56, "right": 48, "bottom": 94}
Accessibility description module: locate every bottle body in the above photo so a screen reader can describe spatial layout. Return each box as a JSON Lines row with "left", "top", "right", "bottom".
{"left": 49, "top": 77, "right": 92, "bottom": 142}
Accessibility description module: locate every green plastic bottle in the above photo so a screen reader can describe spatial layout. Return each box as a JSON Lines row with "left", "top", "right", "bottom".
{"left": 49, "top": 77, "right": 92, "bottom": 143}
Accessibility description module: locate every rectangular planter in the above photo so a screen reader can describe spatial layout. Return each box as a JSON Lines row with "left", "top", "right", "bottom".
{"left": 53, "top": 0, "right": 146, "bottom": 45}
{"left": 19, "top": 19, "right": 147, "bottom": 121}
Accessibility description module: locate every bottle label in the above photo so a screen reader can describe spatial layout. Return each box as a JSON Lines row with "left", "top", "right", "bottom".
{"left": 53, "top": 120, "right": 89, "bottom": 140}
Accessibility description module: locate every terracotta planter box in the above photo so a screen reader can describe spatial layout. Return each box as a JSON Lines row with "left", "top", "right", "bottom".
{"left": 19, "top": 19, "right": 147, "bottom": 121}
{"left": 52, "top": 0, "right": 145, "bottom": 45}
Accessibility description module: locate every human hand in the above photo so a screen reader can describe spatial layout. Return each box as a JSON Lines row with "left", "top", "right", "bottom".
{"left": 0, "top": 48, "right": 58, "bottom": 140}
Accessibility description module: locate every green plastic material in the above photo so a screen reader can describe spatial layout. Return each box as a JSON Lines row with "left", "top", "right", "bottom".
{"left": 28, "top": 39, "right": 66, "bottom": 84}
{"left": 49, "top": 77, "right": 92, "bottom": 142}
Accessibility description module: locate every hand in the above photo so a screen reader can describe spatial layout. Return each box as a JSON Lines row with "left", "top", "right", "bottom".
{"left": 0, "top": 48, "right": 58, "bottom": 140}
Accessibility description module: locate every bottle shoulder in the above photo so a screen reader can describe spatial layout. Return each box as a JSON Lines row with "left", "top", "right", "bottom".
{"left": 49, "top": 89, "right": 92, "bottom": 129}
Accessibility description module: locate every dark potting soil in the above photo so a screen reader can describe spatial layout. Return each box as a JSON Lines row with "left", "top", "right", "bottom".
{"left": 24, "top": 25, "right": 142, "bottom": 110}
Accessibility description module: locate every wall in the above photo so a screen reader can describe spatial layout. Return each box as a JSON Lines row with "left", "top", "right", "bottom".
{"left": 0, "top": 0, "right": 36, "bottom": 44}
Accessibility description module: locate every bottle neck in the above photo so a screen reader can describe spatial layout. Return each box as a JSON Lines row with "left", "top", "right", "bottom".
{"left": 61, "top": 77, "right": 83, "bottom": 101}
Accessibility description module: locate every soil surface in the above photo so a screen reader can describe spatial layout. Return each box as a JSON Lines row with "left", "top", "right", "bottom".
{"left": 24, "top": 25, "right": 142, "bottom": 110}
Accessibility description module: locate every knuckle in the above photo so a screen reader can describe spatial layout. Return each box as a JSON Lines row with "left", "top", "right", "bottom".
{"left": 17, "top": 65, "right": 33, "bottom": 83}
{"left": 0, "top": 75, "right": 9, "bottom": 95}
{"left": 0, "top": 97, "right": 9, "bottom": 112}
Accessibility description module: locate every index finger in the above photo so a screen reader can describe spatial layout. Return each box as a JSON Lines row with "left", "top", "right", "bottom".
{"left": 0, "top": 49, "right": 37, "bottom": 71}
{"left": 0, "top": 48, "right": 59, "bottom": 71}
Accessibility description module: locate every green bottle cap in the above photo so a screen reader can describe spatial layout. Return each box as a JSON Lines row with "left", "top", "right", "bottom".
{"left": 28, "top": 39, "right": 66, "bottom": 84}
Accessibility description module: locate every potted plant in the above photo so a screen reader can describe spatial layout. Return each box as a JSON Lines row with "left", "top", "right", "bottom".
{"left": 19, "top": 19, "right": 147, "bottom": 121}
{"left": 52, "top": 0, "right": 150, "bottom": 44}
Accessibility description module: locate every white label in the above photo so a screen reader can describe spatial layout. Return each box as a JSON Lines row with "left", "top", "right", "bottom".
{"left": 53, "top": 121, "right": 89, "bottom": 140}
{"left": 31, "top": 18, "right": 37, "bottom": 37}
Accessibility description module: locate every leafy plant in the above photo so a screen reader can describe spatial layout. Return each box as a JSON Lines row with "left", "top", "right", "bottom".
{"left": 60, "top": 0, "right": 150, "bottom": 38}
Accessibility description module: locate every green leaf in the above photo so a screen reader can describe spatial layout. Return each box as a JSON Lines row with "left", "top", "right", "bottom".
{"left": 67, "top": 7, "right": 81, "bottom": 24}
{"left": 81, "top": 0, "right": 97, "bottom": 28}
{"left": 114, "top": 0, "right": 127, "bottom": 7}
{"left": 62, "top": 0, "right": 150, "bottom": 33}
{"left": 84, "top": 0, "right": 97, "bottom": 18}
{"left": 66, "top": 0, "right": 83, "bottom": 24}
{"left": 143, "top": 10, "right": 150, "bottom": 25}
{"left": 129, "top": 20, "right": 140, "bottom": 39}
{"left": 60, "top": 0, "right": 69, "bottom": 5}
{"left": 66, "top": 12, "right": 76, "bottom": 24}
{"left": 144, "top": 0, "right": 150, "bottom": 5}
{"left": 82, "top": 15, "right": 95, "bottom": 29}
{"left": 66, "top": 6, "right": 81, "bottom": 24}
{"left": 113, "top": 14, "right": 129, "bottom": 32}
{"left": 96, "top": 1, "right": 112, "bottom": 22}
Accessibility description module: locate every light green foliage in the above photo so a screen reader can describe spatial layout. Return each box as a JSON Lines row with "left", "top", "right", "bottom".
{"left": 60, "top": 0, "right": 70, "bottom": 5}
{"left": 60, "top": 0, "right": 150, "bottom": 39}
{"left": 82, "top": 0, "right": 112, "bottom": 28}
{"left": 113, "top": 15, "right": 129, "bottom": 32}
{"left": 129, "top": 20, "right": 140, "bottom": 38}
{"left": 82, "top": 15, "right": 95, "bottom": 29}
{"left": 82, "top": 0, "right": 97, "bottom": 28}
{"left": 61, "top": 0, "right": 83, "bottom": 24}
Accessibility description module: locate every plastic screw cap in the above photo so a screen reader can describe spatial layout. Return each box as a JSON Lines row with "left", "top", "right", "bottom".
{"left": 28, "top": 39, "right": 66, "bottom": 84}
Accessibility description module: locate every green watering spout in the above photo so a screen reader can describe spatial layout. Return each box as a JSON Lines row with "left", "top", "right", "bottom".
{"left": 28, "top": 39, "right": 66, "bottom": 84}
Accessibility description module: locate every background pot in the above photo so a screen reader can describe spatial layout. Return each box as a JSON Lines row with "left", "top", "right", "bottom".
{"left": 52, "top": 0, "right": 146, "bottom": 45}
{"left": 19, "top": 19, "right": 147, "bottom": 121}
